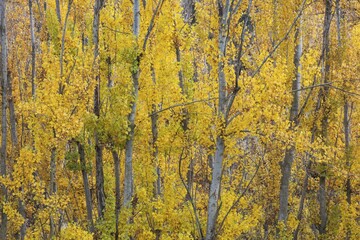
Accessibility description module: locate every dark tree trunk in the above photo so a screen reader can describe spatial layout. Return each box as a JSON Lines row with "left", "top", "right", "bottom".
{"left": 318, "top": 0, "right": 332, "bottom": 235}
{"left": 78, "top": 143, "right": 94, "bottom": 232}
{"left": 0, "top": 0, "right": 8, "bottom": 238}
{"left": 112, "top": 150, "right": 121, "bottom": 240}
{"left": 278, "top": 15, "right": 302, "bottom": 224}
{"left": 49, "top": 147, "right": 57, "bottom": 238}
{"left": 93, "top": 0, "right": 106, "bottom": 219}
{"left": 55, "top": 0, "right": 61, "bottom": 24}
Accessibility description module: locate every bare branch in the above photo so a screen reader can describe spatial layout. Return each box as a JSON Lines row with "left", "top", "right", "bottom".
{"left": 149, "top": 97, "right": 217, "bottom": 116}
{"left": 291, "top": 82, "right": 332, "bottom": 92}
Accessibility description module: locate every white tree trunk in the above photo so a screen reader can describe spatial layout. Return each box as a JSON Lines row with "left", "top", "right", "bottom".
{"left": 124, "top": 0, "right": 140, "bottom": 206}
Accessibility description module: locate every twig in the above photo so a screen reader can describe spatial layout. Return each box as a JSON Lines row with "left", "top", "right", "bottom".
{"left": 149, "top": 97, "right": 217, "bottom": 116}
{"left": 142, "top": 0, "right": 164, "bottom": 51}
{"left": 291, "top": 82, "right": 332, "bottom": 92}
{"left": 102, "top": 25, "right": 131, "bottom": 35}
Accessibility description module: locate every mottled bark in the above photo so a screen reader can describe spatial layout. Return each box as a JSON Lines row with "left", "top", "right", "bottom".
{"left": 78, "top": 143, "right": 94, "bottom": 232}
{"left": 205, "top": 2, "right": 231, "bottom": 238}
{"left": 278, "top": 16, "right": 302, "bottom": 224}
{"left": 29, "top": 0, "right": 36, "bottom": 97}
{"left": 124, "top": 0, "right": 140, "bottom": 206}
{"left": 181, "top": 0, "right": 196, "bottom": 24}
{"left": 0, "top": 0, "right": 8, "bottom": 238}
{"left": 93, "top": 0, "right": 106, "bottom": 218}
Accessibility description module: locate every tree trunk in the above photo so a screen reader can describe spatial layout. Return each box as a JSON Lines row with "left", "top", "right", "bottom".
{"left": 278, "top": 15, "right": 302, "bottom": 224}
{"left": 112, "top": 150, "right": 121, "bottom": 240}
{"left": 344, "top": 101, "right": 351, "bottom": 205}
{"left": 123, "top": 0, "right": 140, "bottom": 206}
{"left": 29, "top": 0, "right": 36, "bottom": 97}
{"left": 49, "top": 147, "right": 57, "bottom": 238}
{"left": 206, "top": 135, "right": 225, "bottom": 240}
{"left": 55, "top": 0, "right": 61, "bottom": 24}
{"left": 318, "top": 0, "right": 332, "bottom": 235}
{"left": 181, "top": 0, "right": 196, "bottom": 24}
{"left": 8, "top": 71, "right": 27, "bottom": 239}
{"left": 0, "top": 0, "right": 8, "bottom": 238}
{"left": 206, "top": 1, "right": 232, "bottom": 238}
{"left": 78, "top": 142, "right": 94, "bottom": 232}
{"left": 93, "top": 0, "right": 106, "bottom": 219}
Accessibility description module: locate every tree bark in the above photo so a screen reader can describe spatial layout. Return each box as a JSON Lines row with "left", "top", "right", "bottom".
{"left": 29, "top": 0, "right": 36, "bottom": 97}
{"left": 318, "top": 0, "right": 332, "bottom": 235}
{"left": 181, "top": 0, "right": 196, "bottom": 24}
{"left": 123, "top": 0, "right": 140, "bottom": 206}
{"left": 278, "top": 14, "right": 302, "bottom": 224}
{"left": 8, "top": 71, "right": 27, "bottom": 239}
{"left": 49, "top": 147, "right": 57, "bottom": 238}
{"left": 55, "top": 0, "right": 61, "bottom": 24}
{"left": 0, "top": 0, "right": 8, "bottom": 238}
{"left": 205, "top": 2, "right": 232, "bottom": 239}
{"left": 93, "top": 0, "right": 106, "bottom": 219}
{"left": 78, "top": 142, "right": 94, "bottom": 232}
{"left": 344, "top": 101, "right": 351, "bottom": 205}
{"left": 112, "top": 150, "right": 121, "bottom": 240}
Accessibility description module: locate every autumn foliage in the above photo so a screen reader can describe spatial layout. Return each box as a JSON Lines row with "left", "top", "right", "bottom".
{"left": 0, "top": 0, "right": 359, "bottom": 239}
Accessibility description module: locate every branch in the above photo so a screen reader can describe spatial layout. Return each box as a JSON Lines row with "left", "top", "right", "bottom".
{"left": 251, "top": 0, "right": 307, "bottom": 78}
{"left": 329, "top": 85, "right": 360, "bottom": 97}
{"left": 102, "top": 25, "right": 131, "bottom": 35}
{"left": 291, "top": 82, "right": 332, "bottom": 92}
{"left": 142, "top": 0, "right": 164, "bottom": 51}
{"left": 149, "top": 97, "right": 217, "bottom": 116}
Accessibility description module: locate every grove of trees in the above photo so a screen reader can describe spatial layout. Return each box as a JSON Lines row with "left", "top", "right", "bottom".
{"left": 0, "top": 0, "right": 359, "bottom": 239}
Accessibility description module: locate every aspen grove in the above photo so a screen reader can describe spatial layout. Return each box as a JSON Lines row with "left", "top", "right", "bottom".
{"left": 0, "top": 0, "right": 359, "bottom": 239}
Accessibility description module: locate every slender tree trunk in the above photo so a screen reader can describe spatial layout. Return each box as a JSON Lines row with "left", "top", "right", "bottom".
{"left": 205, "top": 2, "right": 231, "bottom": 239}
{"left": 8, "top": 72, "right": 26, "bottom": 240}
{"left": 181, "top": 0, "right": 196, "bottom": 24}
{"left": 59, "top": 0, "right": 72, "bottom": 84}
{"left": 293, "top": 161, "right": 311, "bottom": 240}
{"left": 124, "top": 0, "right": 140, "bottom": 206}
{"left": 149, "top": 67, "right": 161, "bottom": 199}
{"left": 344, "top": 101, "right": 351, "bottom": 205}
{"left": 0, "top": 0, "right": 8, "bottom": 238}
{"left": 318, "top": 0, "right": 332, "bottom": 235}
{"left": 278, "top": 14, "right": 302, "bottom": 224}
{"left": 29, "top": 0, "right": 36, "bottom": 97}
{"left": 174, "top": 40, "right": 194, "bottom": 201}
{"left": 112, "top": 150, "right": 121, "bottom": 240}
{"left": 49, "top": 147, "right": 57, "bottom": 238}
{"left": 78, "top": 143, "right": 94, "bottom": 232}
{"left": 93, "top": 0, "right": 106, "bottom": 219}
{"left": 55, "top": 0, "right": 61, "bottom": 24}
